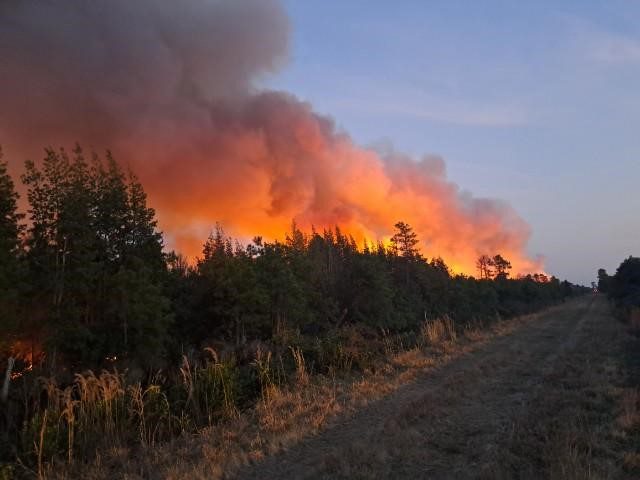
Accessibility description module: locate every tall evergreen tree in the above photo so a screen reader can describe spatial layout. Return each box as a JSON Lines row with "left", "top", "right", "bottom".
{"left": 0, "top": 148, "right": 24, "bottom": 346}
{"left": 0, "top": 149, "right": 22, "bottom": 263}
{"left": 254, "top": 237, "right": 308, "bottom": 336}
{"left": 390, "top": 221, "right": 420, "bottom": 259}
{"left": 21, "top": 147, "right": 171, "bottom": 365}
{"left": 194, "top": 225, "right": 267, "bottom": 345}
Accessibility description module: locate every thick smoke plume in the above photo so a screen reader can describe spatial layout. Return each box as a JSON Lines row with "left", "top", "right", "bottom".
{"left": 0, "top": 0, "right": 540, "bottom": 274}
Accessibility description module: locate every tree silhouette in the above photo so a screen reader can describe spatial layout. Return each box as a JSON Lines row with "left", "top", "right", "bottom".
{"left": 0, "top": 148, "right": 24, "bottom": 346}
{"left": 21, "top": 146, "right": 170, "bottom": 364}
{"left": 390, "top": 221, "right": 420, "bottom": 259}
{"left": 610, "top": 257, "right": 640, "bottom": 309}
{"left": 597, "top": 268, "right": 610, "bottom": 293}
{"left": 0, "top": 144, "right": 590, "bottom": 374}
{"left": 491, "top": 254, "right": 512, "bottom": 279}
{"left": 0, "top": 148, "right": 22, "bottom": 261}
{"left": 476, "top": 254, "right": 493, "bottom": 279}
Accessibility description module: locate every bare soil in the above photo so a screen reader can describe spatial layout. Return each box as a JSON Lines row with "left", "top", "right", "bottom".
{"left": 232, "top": 296, "right": 632, "bottom": 479}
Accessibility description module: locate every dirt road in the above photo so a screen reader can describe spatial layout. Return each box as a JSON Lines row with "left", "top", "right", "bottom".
{"left": 234, "top": 295, "right": 627, "bottom": 479}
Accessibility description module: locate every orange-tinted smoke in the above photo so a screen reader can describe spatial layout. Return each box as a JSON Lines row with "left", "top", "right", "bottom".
{"left": 0, "top": 0, "right": 541, "bottom": 276}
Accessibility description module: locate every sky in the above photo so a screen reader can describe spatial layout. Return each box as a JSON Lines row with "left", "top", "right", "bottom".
{"left": 261, "top": 0, "right": 640, "bottom": 285}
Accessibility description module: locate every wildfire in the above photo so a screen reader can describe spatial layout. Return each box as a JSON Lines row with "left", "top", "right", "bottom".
{"left": 10, "top": 363, "right": 33, "bottom": 380}
{"left": 0, "top": 0, "right": 543, "bottom": 278}
{"left": 7, "top": 339, "right": 42, "bottom": 380}
{"left": 149, "top": 126, "right": 541, "bottom": 277}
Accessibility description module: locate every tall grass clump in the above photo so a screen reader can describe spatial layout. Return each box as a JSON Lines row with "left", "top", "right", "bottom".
{"left": 252, "top": 347, "right": 278, "bottom": 402}
{"left": 420, "top": 316, "right": 457, "bottom": 346}
{"left": 289, "top": 347, "right": 308, "bottom": 385}
{"left": 180, "top": 348, "right": 240, "bottom": 427}
{"left": 16, "top": 372, "right": 128, "bottom": 470}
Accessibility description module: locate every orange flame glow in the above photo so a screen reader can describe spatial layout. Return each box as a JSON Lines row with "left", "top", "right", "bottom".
{"left": 8, "top": 339, "right": 42, "bottom": 379}
{"left": 136, "top": 93, "right": 541, "bottom": 276}
{"left": 0, "top": 0, "right": 542, "bottom": 276}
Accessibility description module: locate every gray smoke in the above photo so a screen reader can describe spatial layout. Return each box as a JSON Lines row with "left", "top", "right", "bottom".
{"left": 0, "top": 0, "right": 288, "bottom": 149}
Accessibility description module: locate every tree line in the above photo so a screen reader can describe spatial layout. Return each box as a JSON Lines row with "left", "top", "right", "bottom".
{"left": 597, "top": 257, "right": 640, "bottom": 322}
{"left": 0, "top": 146, "right": 588, "bottom": 373}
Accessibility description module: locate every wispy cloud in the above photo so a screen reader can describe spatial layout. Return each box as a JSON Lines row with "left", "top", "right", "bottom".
{"left": 353, "top": 97, "right": 528, "bottom": 127}
{"left": 564, "top": 16, "right": 640, "bottom": 66}
{"left": 318, "top": 75, "right": 528, "bottom": 128}
{"left": 590, "top": 31, "right": 640, "bottom": 64}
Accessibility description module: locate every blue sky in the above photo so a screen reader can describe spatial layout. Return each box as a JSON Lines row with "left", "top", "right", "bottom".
{"left": 262, "top": 0, "right": 640, "bottom": 285}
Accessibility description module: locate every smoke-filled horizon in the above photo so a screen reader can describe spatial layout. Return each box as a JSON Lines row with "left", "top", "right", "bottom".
{"left": 0, "top": 0, "right": 542, "bottom": 275}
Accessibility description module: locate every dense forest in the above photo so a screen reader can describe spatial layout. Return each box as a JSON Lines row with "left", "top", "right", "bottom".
{"left": 0, "top": 147, "right": 588, "bottom": 473}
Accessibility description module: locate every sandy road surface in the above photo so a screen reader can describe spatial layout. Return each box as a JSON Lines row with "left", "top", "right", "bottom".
{"left": 234, "top": 296, "right": 625, "bottom": 479}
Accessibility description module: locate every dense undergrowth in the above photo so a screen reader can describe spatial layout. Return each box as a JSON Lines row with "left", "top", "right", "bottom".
{"left": 0, "top": 313, "right": 569, "bottom": 478}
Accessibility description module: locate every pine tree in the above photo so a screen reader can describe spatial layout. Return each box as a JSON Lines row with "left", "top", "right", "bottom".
{"left": 196, "top": 227, "right": 266, "bottom": 346}
{"left": 0, "top": 148, "right": 24, "bottom": 345}
{"left": 491, "top": 254, "right": 512, "bottom": 279}
{"left": 0, "top": 148, "right": 22, "bottom": 282}
{"left": 390, "top": 221, "right": 420, "bottom": 259}
{"left": 476, "top": 254, "right": 493, "bottom": 279}
{"left": 21, "top": 147, "right": 171, "bottom": 365}
{"left": 22, "top": 148, "right": 74, "bottom": 330}
{"left": 255, "top": 239, "right": 308, "bottom": 336}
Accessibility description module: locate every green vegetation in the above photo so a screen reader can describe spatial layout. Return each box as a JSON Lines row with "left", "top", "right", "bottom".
{"left": 0, "top": 146, "right": 589, "bottom": 475}
{"left": 599, "top": 257, "right": 640, "bottom": 325}
{"left": 597, "top": 258, "right": 640, "bottom": 476}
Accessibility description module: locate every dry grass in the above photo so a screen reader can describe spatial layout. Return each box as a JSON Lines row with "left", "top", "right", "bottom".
{"left": 616, "top": 321, "right": 640, "bottom": 478}
{"left": 420, "top": 316, "right": 457, "bottom": 346}
{"left": 215, "top": 296, "right": 634, "bottom": 480}
{"left": 49, "top": 308, "right": 551, "bottom": 479}
{"left": 4, "top": 305, "right": 569, "bottom": 480}
{"left": 9, "top": 349, "right": 246, "bottom": 478}
{"left": 289, "top": 346, "right": 308, "bottom": 386}
{"left": 486, "top": 298, "right": 629, "bottom": 480}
